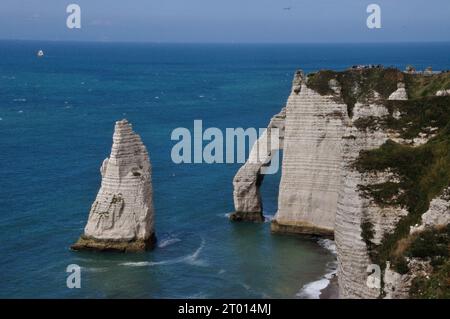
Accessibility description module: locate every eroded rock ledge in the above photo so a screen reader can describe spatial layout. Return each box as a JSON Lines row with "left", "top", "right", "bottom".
{"left": 72, "top": 119, "right": 156, "bottom": 252}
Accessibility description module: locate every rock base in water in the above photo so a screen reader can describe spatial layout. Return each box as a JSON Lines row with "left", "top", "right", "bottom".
{"left": 71, "top": 233, "right": 157, "bottom": 253}
{"left": 229, "top": 211, "right": 264, "bottom": 223}
{"left": 271, "top": 220, "right": 334, "bottom": 238}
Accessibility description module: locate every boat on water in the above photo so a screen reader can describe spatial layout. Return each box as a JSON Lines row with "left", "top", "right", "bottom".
{"left": 37, "top": 50, "right": 44, "bottom": 57}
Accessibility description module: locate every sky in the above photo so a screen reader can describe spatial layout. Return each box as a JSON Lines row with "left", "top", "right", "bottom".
{"left": 0, "top": 0, "right": 449, "bottom": 43}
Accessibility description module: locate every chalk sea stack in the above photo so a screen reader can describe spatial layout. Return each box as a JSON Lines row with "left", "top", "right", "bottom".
{"left": 71, "top": 119, "right": 156, "bottom": 252}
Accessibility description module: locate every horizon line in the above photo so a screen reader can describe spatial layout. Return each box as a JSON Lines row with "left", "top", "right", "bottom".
{"left": 1, "top": 38, "right": 450, "bottom": 45}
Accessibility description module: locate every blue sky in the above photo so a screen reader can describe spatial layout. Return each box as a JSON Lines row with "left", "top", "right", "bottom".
{"left": 1, "top": 0, "right": 449, "bottom": 42}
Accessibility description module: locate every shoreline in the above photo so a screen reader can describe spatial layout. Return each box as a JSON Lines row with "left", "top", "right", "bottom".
{"left": 297, "top": 238, "right": 339, "bottom": 299}
{"left": 319, "top": 274, "right": 339, "bottom": 299}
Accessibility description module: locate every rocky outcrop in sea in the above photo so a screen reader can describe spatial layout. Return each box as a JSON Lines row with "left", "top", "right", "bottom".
{"left": 72, "top": 119, "right": 156, "bottom": 252}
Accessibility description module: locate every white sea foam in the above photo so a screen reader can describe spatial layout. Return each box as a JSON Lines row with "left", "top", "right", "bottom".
{"left": 296, "top": 239, "right": 338, "bottom": 299}
{"left": 0, "top": 117, "right": 2, "bottom": 121}
{"left": 158, "top": 237, "right": 181, "bottom": 248}
{"left": 81, "top": 267, "right": 108, "bottom": 273}
{"left": 296, "top": 277, "right": 331, "bottom": 299}
{"left": 318, "top": 238, "right": 336, "bottom": 255}
{"left": 13, "top": 98, "right": 26, "bottom": 102}
{"left": 18, "top": 110, "right": 24, "bottom": 113}
{"left": 241, "top": 283, "right": 251, "bottom": 290}
{"left": 121, "top": 239, "right": 205, "bottom": 267}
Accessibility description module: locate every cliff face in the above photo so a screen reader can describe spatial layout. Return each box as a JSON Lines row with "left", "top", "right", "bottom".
{"left": 272, "top": 72, "right": 347, "bottom": 237}
{"left": 72, "top": 119, "right": 156, "bottom": 252}
{"left": 234, "top": 67, "right": 450, "bottom": 298}
{"left": 314, "top": 68, "right": 450, "bottom": 298}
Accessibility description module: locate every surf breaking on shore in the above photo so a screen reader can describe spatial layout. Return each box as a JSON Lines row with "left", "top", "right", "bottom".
{"left": 296, "top": 239, "right": 338, "bottom": 299}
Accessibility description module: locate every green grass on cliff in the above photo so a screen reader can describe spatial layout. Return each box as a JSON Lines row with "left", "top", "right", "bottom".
{"left": 355, "top": 123, "right": 450, "bottom": 270}
{"left": 308, "top": 68, "right": 450, "bottom": 296}
{"left": 410, "top": 259, "right": 450, "bottom": 299}
{"left": 307, "top": 68, "right": 404, "bottom": 117}
{"left": 409, "top": 225, "right": 450, "bottom": 299}
{"left": 405, "top": 72, "right": 450, "bottom": 99}
{"left": 307, "top": 68, "right": 450, "bottom": 118}
{"left": 353, "top": 97, "right": 450, "bottom": 295}
{"left": 354, "top": 96, "right": 450, "bottom": 139}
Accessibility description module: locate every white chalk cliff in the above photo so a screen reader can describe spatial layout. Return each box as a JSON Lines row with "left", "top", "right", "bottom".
{"left": 388, "top": 82, "right": 408, "bottom": 100}
{"left": 72, "top": 119, "right": 156, "bottom": 252}
{"left": 272, "top": 72, "right": 347, "bottom": 237}
{"left": 233, "top": 68, "right": 450, "bottom": 298}
{"left": 410, "top": 188, "right": 450, "bottom": 234}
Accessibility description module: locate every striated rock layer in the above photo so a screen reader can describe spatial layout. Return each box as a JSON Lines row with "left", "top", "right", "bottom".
{"left": 271, "top": 71, "right": 347, "bottom": 237}
{"left": 72, "top": 119, "right": 156, "bottom": 252}
{"left": 334, "top": 71, "right": 449, "bottom": 298}
{"left": 335, "top": 113, "right": 392, "bottom": 298}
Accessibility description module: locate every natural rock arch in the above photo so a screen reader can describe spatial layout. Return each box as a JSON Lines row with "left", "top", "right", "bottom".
{"left": 230, "top": 108, "right": 285, "bottom": 222}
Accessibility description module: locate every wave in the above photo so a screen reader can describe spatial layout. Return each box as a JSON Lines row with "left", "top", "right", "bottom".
{"left": 186, "top": 292, "right": 208, "bottom": 299}
{"left": 13, "top": 98, "right": 26, "bottom": 102}
{"left": 158, "top": 237, "right": 181, "bottom": 248}
{"left": 296, "top": 277, "right": 331, "bottom": 299}
{"left": 120, "top": 238, "right": 206, "bottom": 267}
{"left": 296, "top": 239, "right": 338, "bottom": 299}
{"left": 81, "top": 267, "right": 108, "bottom": 273}
{"left": 318, "top": 238, "right": 336, "bottom": 255}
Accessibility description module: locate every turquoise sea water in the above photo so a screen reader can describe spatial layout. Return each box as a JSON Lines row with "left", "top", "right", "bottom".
{"left": 0, "top": 41, "right": 449, "bottom": 298}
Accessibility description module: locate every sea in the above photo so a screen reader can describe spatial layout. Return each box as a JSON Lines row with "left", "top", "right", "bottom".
{"left": 0, "top": 41, "right": 449, "bottom": 298}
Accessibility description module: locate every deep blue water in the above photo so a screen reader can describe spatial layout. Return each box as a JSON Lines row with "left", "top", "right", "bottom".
{"left": 0, "top": 41, "right": 449, "bottom": 298}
